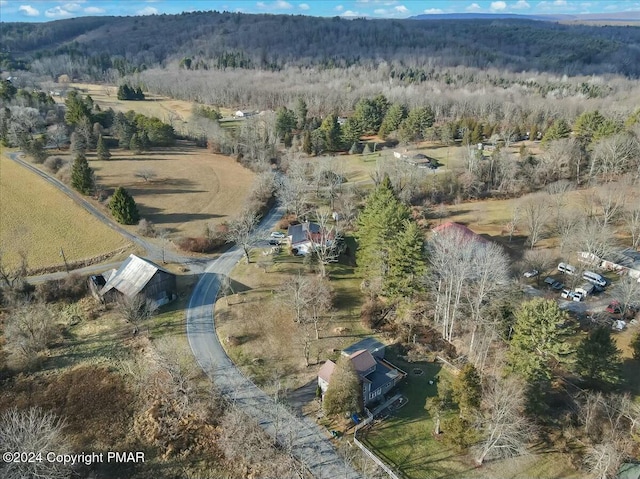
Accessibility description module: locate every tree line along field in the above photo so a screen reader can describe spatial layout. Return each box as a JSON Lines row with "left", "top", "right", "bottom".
{"left": 0, "top": 152, "right": 130, "bottom": 270}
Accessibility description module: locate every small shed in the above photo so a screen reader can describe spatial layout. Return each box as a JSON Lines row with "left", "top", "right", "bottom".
{"left": 235, "top": 110, "right": 254, "bottom": 118}
{"left": 98, "top": 254, "right": 176, "bottom": 306}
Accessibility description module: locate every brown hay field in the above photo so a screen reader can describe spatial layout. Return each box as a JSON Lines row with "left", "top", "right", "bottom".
{"left": 88, "top": 144, "right": 255, "bottom": 238}
{"left": 0, "top": 153, "right": 130, "bottom": 270}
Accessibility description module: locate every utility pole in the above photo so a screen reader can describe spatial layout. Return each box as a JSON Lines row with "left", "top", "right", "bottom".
{"left": 59, "top": 248, "right": 69, "bottom": 273}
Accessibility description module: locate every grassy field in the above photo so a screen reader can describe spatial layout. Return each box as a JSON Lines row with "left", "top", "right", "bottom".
{"left": 0, "top": 152, "right": 130, "bottom": 270}
{"left": 85, "top": 144, "right": 254, "bottom": 238}
{"left": 65, "top": 82, "right": 235, "bottom": 135}
{"left": 362, "top": 354, "right": 581, "bottom": 479}
{"left": 215, "top": 242, "right": 369, "bottom": 394}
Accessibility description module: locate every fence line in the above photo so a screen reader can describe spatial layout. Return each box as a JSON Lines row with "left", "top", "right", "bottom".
{"left": 353, "top": 411, "right": 402, "bottom": 479}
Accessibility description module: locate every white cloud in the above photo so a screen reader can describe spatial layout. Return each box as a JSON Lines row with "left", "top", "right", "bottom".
{"left": 340, "top": 10, "right": 362, "bottom": 17}
{"left": 136, "top": 6, "right": 159, "bottom": 15}
{"left": 553, "top": 0, "right": 567, "bottom": 5}
{"left": 18, "top": 4, "right": 40, "bottom": 16}
{"left": 490, "top": 1, "right": 507, "bottom": 11}
{"left": 424, "top": 8, "right": 443, "bottom": 13}
{"left": 466, "top": 2, "right": 482, "bottom": 11}
{"left": 62, "top": 2, "right": 83, "bottom": 11}
{"left": 374, "top": 8, "right": 387, "bottom": 14}
{"left": 335, "top": 4, "right": 344, "bottom": 10}
{"left": 256, "top": 0, "right": 293, "bottom": 9}
{"left": 394, "top": 5, "right": 409, "bottom": 13}
{"left": 298, "top": 3, "right": 310, "bottom": 10}
{"left": 84, "top": 6, "right": 105, "bottom": 14}
{"left": 45, "top": 6, "right": 73, "bottom": 17}
{"left": 0, "top": 0, "right": 8, "bottom": 5}
{"left": 512, "top": 0, "right": 530, "bottom": 9}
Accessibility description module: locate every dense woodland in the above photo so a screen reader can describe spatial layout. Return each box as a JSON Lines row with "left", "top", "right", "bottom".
{"left": 3, "top": 12, "right": 640, "bottom": 77}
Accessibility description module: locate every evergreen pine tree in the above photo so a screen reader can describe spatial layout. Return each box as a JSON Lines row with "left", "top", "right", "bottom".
{"left": 384, "top": 220, "right": 425, "bottom": 299}
{"left": 96, "top": 135, "right": 111, "bottom": 160}
{"left": 140, "top": 131, "right": 150, "bottom": 151}
{"left": 71, "top": 154, "right": 94, "bottom": 195}
{"left": 109, "top": 187, "right": 140, "bottom": 225}
{"left": 319, "top": 114, "right": 342, "bottom": 151}
{"left": 356, "top": 177, "right": 410, "bottom": 295}
{"left": 452, "top": 363, "right": 482, "bottom": 419}
{"left": 575, "top": 326, "right": 622, "bottom": 390}
{"left": 129, "top": 133, "right": 142, "bottom": 154}
{"left": 302, "top": 129, "right": 312, "bottom": 155}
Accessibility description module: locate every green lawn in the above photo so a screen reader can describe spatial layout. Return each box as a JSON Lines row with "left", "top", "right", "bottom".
{"left": 362, "top": 354, "right": 581, "bottom": 479}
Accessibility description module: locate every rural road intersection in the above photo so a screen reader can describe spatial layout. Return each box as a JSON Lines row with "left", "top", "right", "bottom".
{"left": 8, "top": 152, "right": 362, "bottom": 479}
{"left": 186, "top": 205, "right": 362, "bottom": 479}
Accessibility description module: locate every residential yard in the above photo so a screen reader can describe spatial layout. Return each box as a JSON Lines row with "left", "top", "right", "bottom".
{"left": 0, "top": 152, "right": 131, "bottom": 270}
{"left": 361, "top": 354, "right": 581, "bottom": 479}
{"left": 214, "top": 242, "right": 370, "bottom": 395}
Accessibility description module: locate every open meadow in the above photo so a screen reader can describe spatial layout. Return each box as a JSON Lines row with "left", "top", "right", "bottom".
{"left": 0, "top": 152, "right": 130, "bottom": 270}
{"left": 85, "top": 144, "right": 255, "bottom": 239}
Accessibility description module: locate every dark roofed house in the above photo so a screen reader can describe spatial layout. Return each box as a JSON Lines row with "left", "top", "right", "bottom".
{"left": 97, "top": 254, "right": 176, "bottom": 306}
{"left": 317, "top": 337, "right": 406, "bottom": 407}
{"left": 287, "top": 221, "right": 334, "bottom": 256}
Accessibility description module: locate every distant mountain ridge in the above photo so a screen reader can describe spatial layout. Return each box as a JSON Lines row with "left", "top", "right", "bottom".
{"left": 409, "top": 11, "right": 640, "bottom": 23}
{"left": 3, "top": 11, "right": 640, "bottom": 77}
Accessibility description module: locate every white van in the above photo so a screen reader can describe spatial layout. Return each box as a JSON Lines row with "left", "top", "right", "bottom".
{"left": 575, "top": 283, "right": 594, "bottom": 297}
{"left": 582, "top": 271, "right": 606, "bottom": 287}
{"left": 558, "top": 262, "right": 576, "bottom": 275}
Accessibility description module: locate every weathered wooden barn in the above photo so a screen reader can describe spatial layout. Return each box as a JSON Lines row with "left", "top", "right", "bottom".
{"left": 91, "top": 254, "right": 177, "bottom": 306}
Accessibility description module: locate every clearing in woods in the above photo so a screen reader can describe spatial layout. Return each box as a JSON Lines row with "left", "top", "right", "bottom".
{"left": 0, "top": 153, "right": 130, "bottom": 270}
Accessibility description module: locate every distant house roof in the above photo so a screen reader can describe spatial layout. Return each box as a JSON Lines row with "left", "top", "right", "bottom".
{"left": 343, "top": 337, "right": 386, "bottom": 359}
{"left": 287, "top": 222, "right": 321, "bottom": 246}
{"left": 318, "top": 360, "right": 336, "bottom": 383}
{"left": 349, "top": 350, "right": 377, "bottom": 376}
{"left": 99, "top": 254, "right": 172, "bottom": 297}
{"left": 432, "top": 222, "right": 487, "bottom": 244}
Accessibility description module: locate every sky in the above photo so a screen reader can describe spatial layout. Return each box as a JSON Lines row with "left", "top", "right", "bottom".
{"left": 2, "top": 0, "right": 640, "bottom": 22}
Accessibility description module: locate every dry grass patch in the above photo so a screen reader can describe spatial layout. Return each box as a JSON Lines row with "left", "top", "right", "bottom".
{"left": 87, "top": 144, "right": 255, "bottom": 238}
{"left": 215, "top": 250, "right": 368, "bottom": 394}
{"left": 0, "top": 154, "right": 130, "bottom": 269}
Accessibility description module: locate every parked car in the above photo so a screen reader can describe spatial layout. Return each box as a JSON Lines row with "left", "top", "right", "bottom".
{"left": 558, "top": 262, "right": 576, "bottom": 275}
{"left": 268, "top": 239, "right": 281, "bottom": 245}
{"left": 270, "top": 231, "right": 286, "bottom": 239}
{"left": 524, "top": 270, "right": 539, "bottom": 278}
{"left": 606, "top": 301, "right": 623, "bottom": 314}
{"left": 561, "top": 289, "right": 574, "bottom": 299}
{"left": 572, "top": 291, "right": 585, "bottom": 302}
{"left": 551, "top": 281, "right": 564, "bottom": 290}
{"left": 582, "top": 271, "right": 607, "bottom": 287}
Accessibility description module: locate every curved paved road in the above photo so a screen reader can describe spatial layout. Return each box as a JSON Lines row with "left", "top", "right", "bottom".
{"left": 8, "top": 152, "right": 362, "bottom": 478}
{"left": 7, "top": 152, "right": 206, "bottom": 270}
{"left": 186, "top": 205, "right": 362, "bottom": 479}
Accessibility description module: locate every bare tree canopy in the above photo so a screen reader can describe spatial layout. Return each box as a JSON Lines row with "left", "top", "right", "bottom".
{"left": 0, "top": 407, "right": 71, "bottom": 479}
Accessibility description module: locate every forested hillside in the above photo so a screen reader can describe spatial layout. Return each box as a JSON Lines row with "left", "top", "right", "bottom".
{"left": 2, "top": 11, "right": 640, "bottom": 77}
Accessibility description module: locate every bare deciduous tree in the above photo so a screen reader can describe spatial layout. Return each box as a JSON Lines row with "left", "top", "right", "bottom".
{"left": 623, "top": 198, "right": 640, "bottom": 249}
{"left": 519, "top": 193, "right": 550, "bottom": 249}
{"left": 474, "top": 375, "right": 534, "bottom": 466}
{"left": 595, "top": 182, "right": 627, "bottom": 227}
{"left": 225, "top": 209, "right": 261, "bottom": 264}
{"left": 612, "top": 277, "right": 640, "bottom": 316}
{"left": 0, "top": 407, "right": 71, "bottom": 479}
{"left": 116, "top": 293, "right": 158, "bottom": 329}
{"left": 135, "top": 168, "right": 157, "bottom": 182}
{"left": 310, "top": 207, "right": 343, "bottom": 277}
{"left": 5, "top": 302, "right": 57, "bottom": 363}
